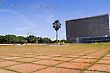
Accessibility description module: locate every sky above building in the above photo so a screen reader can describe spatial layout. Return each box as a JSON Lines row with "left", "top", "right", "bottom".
{"left": 0, "top": 0, "right": 110, "bottom": 40}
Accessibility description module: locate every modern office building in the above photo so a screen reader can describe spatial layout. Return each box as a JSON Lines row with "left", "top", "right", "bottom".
{"left": 66, "top": 14, "right": 109, "bottom": 42}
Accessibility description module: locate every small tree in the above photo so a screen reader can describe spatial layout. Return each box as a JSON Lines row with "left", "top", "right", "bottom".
{"left": 53, "top": 20, "right": 61, "bottom": 43}
{"left": 26, "top": 35, "right": 37, "bottom": 43}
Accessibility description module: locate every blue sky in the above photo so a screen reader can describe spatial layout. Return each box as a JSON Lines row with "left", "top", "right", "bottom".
{"left": 0, "top": 0, "right": 110, "bottom": 40}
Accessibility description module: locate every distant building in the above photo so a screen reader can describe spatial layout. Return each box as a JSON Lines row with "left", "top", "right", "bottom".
{"left": 66, "top": 14, "right": 109, "bottom": 42}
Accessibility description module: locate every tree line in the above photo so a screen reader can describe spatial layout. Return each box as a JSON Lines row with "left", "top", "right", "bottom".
{"left": 0, "top": 34, "right": 71, "bottom": 44}
{"left": 0, "top": 35, "right": 52, "bottom": 44}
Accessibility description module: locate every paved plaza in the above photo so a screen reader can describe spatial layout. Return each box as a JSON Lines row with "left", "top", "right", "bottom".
{"left": 0, "top": 44, "right": 110, "bottom": 73}
{"left": 0, "top": 49, "right": 110, "bottom": 73}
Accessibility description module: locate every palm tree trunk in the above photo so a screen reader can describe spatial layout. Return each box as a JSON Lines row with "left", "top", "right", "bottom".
{"left": 56, "top": 31, "right": 58, "bottom": 43}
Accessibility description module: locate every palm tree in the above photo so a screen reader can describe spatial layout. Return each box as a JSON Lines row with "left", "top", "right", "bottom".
{"left": 53, "top": 20, "right": 61, "bottom": 43}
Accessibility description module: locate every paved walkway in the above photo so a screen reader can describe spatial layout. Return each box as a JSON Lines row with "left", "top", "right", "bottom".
{"left": 0, "top": 49, "right": 110, "bottom": 73}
